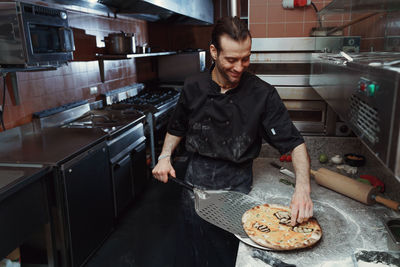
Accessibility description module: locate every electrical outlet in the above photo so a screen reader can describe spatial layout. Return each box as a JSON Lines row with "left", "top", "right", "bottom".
{"left": 89, "top": 86, "right": 98, "bottom": 95}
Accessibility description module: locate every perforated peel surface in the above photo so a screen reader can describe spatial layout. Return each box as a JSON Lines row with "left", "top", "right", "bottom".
{"left": 194, "top": 189, "right": 262, "bottom": 237}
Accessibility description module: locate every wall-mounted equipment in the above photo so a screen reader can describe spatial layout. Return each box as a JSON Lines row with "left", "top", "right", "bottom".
{"left": 0, "top": 1, "right": 75, "bottom": 68}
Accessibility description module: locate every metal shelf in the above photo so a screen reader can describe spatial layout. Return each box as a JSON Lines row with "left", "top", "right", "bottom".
{"left": 0, "top": 66, "right": 57, "bottom": 105}
{"left": 96, "top": 52, "right": 176, "bottom": 82}
{"left": 96, "top": 51, "right": 176, "bottom": 60}
{"left": 318, "top": 0, "right": 400, "bottom": 15}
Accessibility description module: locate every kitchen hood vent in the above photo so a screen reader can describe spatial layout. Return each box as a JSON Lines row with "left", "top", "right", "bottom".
{"left": 98, "top": 0, "right": 214, "bottom": 25}
{"left": 319, "top": 0, "right": 400, "bottom": 15}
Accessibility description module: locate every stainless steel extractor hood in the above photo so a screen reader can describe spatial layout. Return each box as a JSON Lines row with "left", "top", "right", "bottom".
{"left": 99, "top": 0, "right": 214, "bottom": 25}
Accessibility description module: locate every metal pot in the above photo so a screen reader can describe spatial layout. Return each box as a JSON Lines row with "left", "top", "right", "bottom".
{"left": 125, "top": 33, "right": 136, "bottom": 54}
{"left": 104, "top": 32, "right": 135, "bottom": 55}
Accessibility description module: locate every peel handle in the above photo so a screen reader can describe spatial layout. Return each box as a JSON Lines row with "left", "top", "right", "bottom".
{"left": 168, "top": 175, "right": 194, "bottom": 191}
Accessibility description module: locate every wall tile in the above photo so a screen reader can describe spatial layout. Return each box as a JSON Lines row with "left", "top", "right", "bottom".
{"left": 250, "top": 23, "right": 268, "bottom": 38}
{"left": 267, "top": 4, "right": 285, "bottom": 23}
{"left": 268, "top": 23, "right": 285, "bottom": 37}
{"left": 285, "top": 8, "right": 305, "bottom": 23}
{"left": 286, "top": 23, "right": 304, "bottom": 37}
{"left": 251, "top": 5, "right": 267, "bottom": 23}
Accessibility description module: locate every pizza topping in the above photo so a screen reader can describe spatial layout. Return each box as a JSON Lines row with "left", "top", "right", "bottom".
{"left": 253, "top": 222, "right": 271, "bottom": 233}
{"left": 274, "top": 211, "right": 293, "bottom": 225}
{"left": 292, "top": 226, "right": 314, "bottom": 233}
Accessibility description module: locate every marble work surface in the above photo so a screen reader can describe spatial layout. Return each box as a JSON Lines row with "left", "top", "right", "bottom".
{"left": 235, "top": 157, "right": 399, "bottom": 267}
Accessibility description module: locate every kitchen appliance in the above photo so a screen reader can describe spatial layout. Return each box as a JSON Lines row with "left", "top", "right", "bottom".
{"left": 103, "top": 32, "right": 136, "bottom": 55}
{"left": 0, "top": 126, "right": 113, "bottom": 267}
{"left": 310, "top": 52, "right": 400, "bottom": 180}
{"left": 157, "top": 50, "right": 206, "bottom": 83}
{"left": 311, "top": 168, "right": 400, "bottom": 211}
{"left": 250, "top": 37, "right": 360, "bottom": 135}
{"left": 34, "top": 101, "right": 147, "bottom": 217}
{"left": 0, "top": 1, "right": 74, "bottom": 67}
{"left": 98, "top": 0, "right": 213, "bottom": 24}
{"left": 102, "top": 83, "right": 180, "bottom": 167}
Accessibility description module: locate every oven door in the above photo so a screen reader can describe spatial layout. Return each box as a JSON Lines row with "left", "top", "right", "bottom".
{"left": 112, "top": 154, "right": 133, "bottom": 218}
{"left": 24, "top": 23, "right": 75, "bottom": 65}
{"left": 19, "top": 2, "right": 75, "bottom": 66}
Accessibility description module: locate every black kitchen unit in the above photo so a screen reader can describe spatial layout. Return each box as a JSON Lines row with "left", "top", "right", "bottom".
{"left": 0, "top": 127, "right": 114, "bottom": 267}
{"left": 0, "top": 165, "right": 55, "bottom": 265}
{"left": 35, "top": 101, "right": 148, "bottom": 218}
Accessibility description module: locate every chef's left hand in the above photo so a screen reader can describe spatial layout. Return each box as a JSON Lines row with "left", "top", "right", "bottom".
{"left": 290, "top": 183, "right": 313, "bottom": 226}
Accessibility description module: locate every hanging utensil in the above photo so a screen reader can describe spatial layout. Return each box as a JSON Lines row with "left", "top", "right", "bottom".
{"left": 169, "top": 177, "right": 262, "bottom": 237}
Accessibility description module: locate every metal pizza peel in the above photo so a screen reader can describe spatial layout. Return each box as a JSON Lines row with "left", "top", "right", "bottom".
{"left": 169, "top": 177, "right": 263, "bottom": 238}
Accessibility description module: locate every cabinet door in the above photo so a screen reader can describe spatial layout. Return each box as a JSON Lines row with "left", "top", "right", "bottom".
{"left": 62, "top": 145, "right": 113, "bottom": 267}
{"left": 112, "top": 154, "right": 133, "bottom": 217}
{"left": 131, "top": 142, "right": 147, "bottom": 197}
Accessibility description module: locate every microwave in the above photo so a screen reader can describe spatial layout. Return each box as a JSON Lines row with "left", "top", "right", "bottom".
{"left": 0, "top": 1, "right": 75, "bottom": 68}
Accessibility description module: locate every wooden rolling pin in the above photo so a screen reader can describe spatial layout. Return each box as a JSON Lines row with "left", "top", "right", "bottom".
{"left": 310, "top": 168, "right": 400, "bottom": 211}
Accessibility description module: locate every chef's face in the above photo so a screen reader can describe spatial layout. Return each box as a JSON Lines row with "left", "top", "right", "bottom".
{"left": 210, "top": 34, "right": 251, "bottom": 85}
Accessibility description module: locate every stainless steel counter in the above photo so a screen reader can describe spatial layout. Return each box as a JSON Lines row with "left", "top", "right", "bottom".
{"left": 235, "top": 158, "right": 399, "bottom": 267}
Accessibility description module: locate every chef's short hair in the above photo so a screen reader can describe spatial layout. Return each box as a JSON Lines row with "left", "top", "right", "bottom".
{"left": 211, "top": 16, "right": 251, "bottom": 52}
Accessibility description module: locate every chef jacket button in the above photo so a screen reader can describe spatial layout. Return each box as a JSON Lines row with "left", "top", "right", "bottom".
{"left": 226, "top": 121, "right": 230, "bottom": 125}
{"left": 208, "top": 117, "right": 211, "bottom": 121}
{"left": 229, "top": 99, "right": 233, "bottom": 104}
{"left": 222, "top": 141, "right": 226, "bottom": 145}
{"left": 205, "top": 138, "right": 208, "bottom": 142}
{"left": 210, "top": 98, "right": 214, "bottom": 101}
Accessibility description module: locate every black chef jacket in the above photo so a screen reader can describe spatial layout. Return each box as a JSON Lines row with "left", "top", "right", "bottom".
{"left": 167, "top": 65, "right": 304, "bottom": 164}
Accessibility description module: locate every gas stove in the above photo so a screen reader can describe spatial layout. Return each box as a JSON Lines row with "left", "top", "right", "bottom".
{"left": 33, "top": 101, "right": 145, "bottom": 136}
{"left": 101, "top": 84, "right": 181, "bottom": 167}
{"left": 62, "top": 109, "right": 144, "bottom": 136}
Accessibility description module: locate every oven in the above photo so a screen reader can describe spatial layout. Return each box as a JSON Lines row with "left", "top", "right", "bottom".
{"left": 310, "top": 52, "right": 400, "bottom": 180}
{"left": 102, "top": 83, "right": 180, "bottom": 167}
{"left": 0, "top": 1, "right": 74, "bottom": 67}
{"left": 33, "top": 102, "right": 147, "bottom": 218}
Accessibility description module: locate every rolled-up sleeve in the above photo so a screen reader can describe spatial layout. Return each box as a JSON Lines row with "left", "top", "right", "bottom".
{"left": 167, "top": 87, "right": 190, "bottom": 137}
{"left": 261, "top": 88, "right": 304, "bottom": 155}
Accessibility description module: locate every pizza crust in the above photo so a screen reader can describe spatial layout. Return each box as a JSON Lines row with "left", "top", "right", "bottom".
{"left": 242, "top": 204, "right": 322, "bottom": 250}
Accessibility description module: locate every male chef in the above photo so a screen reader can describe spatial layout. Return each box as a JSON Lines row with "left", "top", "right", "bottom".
{"left": 153, "top": 16, "right": 313, "bottom": 267}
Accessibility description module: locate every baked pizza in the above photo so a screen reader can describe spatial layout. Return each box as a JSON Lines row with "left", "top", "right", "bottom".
{"left": 242, "top": 204, "right": 322, "bottom": 250}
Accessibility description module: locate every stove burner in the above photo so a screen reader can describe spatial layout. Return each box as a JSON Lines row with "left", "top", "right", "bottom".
{"left": 122, "top": 88, "right": 179, "bottom": 108}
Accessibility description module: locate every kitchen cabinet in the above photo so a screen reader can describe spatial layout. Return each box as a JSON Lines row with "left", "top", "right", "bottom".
{"left": 57, "top": 141, "right": 114, "bottom": 267}
{"left": 0, "top": 165, "right": 56, "bottom": 266}
{"left": 0, "top": 127, "right": 114, "bottom": 267}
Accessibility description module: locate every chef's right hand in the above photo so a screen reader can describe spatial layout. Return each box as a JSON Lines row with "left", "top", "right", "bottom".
{"left": 152, "top": 156, "right": 176, "bottom": 183}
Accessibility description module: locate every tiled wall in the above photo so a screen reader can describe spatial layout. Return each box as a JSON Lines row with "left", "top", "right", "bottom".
{"left": 249, "top": 0, "right": 399, "bottom": 51}
{"left": 0, "top": 10, "right": 151, "bottom": 130}
{"left": 249, "top": 0, "right": 351, "bottom": 38}
{"left": 350, "top": 11, "right": 400, "bottom": 52}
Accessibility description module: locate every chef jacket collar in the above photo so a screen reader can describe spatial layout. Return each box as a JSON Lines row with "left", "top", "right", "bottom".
{"left": 208, "top": 63, "right": 245, "bottom": 96}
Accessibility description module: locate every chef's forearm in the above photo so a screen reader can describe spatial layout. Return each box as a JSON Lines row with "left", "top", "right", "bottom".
{"left": 291, "top": 143, "right": 311, "bottom": 193}
{"left": 160, "top": 132, "right": 183, "bottom": 157}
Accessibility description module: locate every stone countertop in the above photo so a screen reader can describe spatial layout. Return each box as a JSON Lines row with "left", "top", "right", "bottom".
{"left": 235, "top": 156, "right": 399, "bottom": 267}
